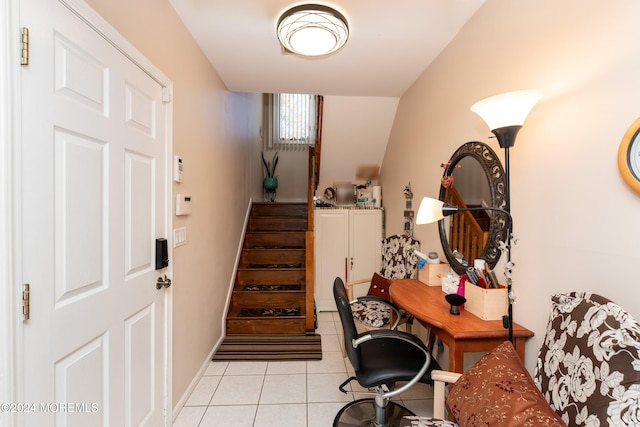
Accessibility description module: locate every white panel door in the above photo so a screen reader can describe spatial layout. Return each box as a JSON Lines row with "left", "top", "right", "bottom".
{"left": 20, "top": 1, "right": 170, "bottom": 426}
{"left": 348, "top": 210, "right": 383, "bottom": 283}
{"left": 314, "top": 210, "right": 349, "bottom": 311}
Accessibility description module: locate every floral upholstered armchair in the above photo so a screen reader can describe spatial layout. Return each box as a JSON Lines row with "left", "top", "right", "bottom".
{"left": 347, "top": 234, "right": 420, "bottom": 330}
{"left": 400, "top": 292, "right": 640, "bottom": 427}
{"left": 379, "top": 234, "right": 421, "bottom": 280}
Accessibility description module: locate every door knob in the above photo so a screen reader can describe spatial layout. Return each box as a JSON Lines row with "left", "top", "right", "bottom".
{"left": 156, "top": 275, "right": 172, "bottom": 289}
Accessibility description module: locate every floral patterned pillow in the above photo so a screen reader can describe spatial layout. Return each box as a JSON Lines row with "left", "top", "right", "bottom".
{"left": 446, "top": 341, "right": 565, "bottom": 427}
{"left": 534, "top": 292, "right": 640, "bottom": 426}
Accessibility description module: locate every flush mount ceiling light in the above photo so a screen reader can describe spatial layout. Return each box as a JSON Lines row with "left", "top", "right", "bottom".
{"left": 277, "top": 4, "right": 349, "bottom": 57}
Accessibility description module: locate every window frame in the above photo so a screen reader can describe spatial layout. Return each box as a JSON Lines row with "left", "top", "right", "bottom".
{"left": 263, "top": 93, "right": 321, "bottom": 151}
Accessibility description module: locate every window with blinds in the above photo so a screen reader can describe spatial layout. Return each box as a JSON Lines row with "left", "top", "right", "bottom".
{"left": 264, "top": 93, "right": 321, "bottom": 151}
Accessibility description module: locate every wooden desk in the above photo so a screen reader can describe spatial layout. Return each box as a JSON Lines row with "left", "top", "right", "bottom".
{"left": 390, "top": 279, "right": 534, "bottom": 373}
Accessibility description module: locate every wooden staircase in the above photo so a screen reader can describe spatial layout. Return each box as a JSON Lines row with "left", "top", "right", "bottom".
{"left": 214, "top": 202, "right": 321, "bottom": 360}
{"left": 469, "top": 206, "right": 490, "bottom": 231}
{"left": 445, "top": 187, "right": 490, "bottom": 264}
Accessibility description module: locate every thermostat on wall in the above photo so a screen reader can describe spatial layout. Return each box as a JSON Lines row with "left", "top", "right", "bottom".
{"left": 176, "top": 194, "right": 192, "bottom": 216}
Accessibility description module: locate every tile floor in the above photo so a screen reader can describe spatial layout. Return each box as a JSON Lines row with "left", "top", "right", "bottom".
{"left": 172, "top": 311, "right": 435, "bottom": 427}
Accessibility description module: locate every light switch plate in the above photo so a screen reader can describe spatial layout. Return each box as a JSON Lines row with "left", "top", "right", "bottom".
{"left": 174, "top": 227, "right": 187, "bottom": 247}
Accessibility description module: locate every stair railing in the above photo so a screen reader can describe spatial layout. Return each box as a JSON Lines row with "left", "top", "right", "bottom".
{"left": 304, "top": 96, "right": 323, "bottom": 333}
{"left": 445, "top": 186, "right": 488, "bottom": 264}
{"left": 304, "top": 146, "right": 318, "bottom": 332}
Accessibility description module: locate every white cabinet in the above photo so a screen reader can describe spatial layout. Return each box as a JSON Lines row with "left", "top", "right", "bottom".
{"left": 314, "top": 208, "right": 383, "bottom": 311}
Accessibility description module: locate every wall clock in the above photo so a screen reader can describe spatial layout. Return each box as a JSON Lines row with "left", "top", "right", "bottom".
{"left": 618, "top": 117, "right": 640, "bottom": 194}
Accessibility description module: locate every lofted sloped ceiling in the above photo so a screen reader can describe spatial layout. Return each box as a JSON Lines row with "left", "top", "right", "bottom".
{"left": 169, "top": 0, "right": 485, "bottom": 183}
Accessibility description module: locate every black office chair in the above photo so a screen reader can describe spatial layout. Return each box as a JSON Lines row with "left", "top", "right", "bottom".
{"left": 333, "top": 277, "right": 440, "bottom": 427}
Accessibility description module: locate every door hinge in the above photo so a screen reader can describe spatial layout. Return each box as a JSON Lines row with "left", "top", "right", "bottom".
{"left": 22, "top": 283, "right": 30, "bottom": 321}
{"left": 21, "top": 27, "right": 29, "bottom": 66}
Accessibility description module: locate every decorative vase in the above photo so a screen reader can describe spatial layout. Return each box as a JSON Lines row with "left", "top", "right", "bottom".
{"left": 263, "top": 177, "right": 278, "bottom": 190}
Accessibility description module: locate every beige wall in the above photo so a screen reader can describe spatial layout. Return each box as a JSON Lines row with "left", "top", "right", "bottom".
{"left": 258, "top": 148, "right": 309, "bottom": 202}
{"left": 84, "top": 0, "right": 261, "bottom": 407}
{"left": 319, "top": 96, "right": 399, "bottom": 185}
{"left": 382, "top": 0, "right": 640, "bottom": 371}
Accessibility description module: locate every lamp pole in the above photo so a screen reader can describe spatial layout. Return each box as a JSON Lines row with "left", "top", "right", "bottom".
{"left": 505, "top": 144, "right": 513, "bottom": 343}
{"left": 490, "top": 125, "right": 522, "bottom": 343}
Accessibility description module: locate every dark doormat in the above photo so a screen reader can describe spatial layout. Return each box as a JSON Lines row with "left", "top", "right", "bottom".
{"left": 212, "top": 333, "right": 322, "bottom": 361}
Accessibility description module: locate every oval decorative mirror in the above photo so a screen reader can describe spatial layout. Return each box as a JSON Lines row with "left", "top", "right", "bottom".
{"left": 438, "top": 141, "right": 509, "bottom": 275}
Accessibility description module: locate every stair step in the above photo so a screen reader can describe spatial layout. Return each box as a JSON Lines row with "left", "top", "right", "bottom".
{"left": 251, "top": 202, "right": 308, "bottom": 218}
{"left": 240, "top": 248, "right": 305, "bottom": 267}
{"left": 237, "top": 307, "right": 302, "bottom": 317}
{"left": 236, "top": 268, "right": 306, "bottom": 286}
{"left": 240, "top": 283, "right": 304, "bottom": 292}
{"left": 227, "top": 305, "right": 303, "bottom": 316}
{"left": 469, "top": 206, "right": 491, "bottom": 231}
{"left": 248, "top": 216, "right": 307, "bottom": 232}
{"left": 243, "top": 264, "right": 304, "bottom": 270}
{"left": 213, "top": 334, "right": 322, "bottom": 361}
{"left": 241, "top": 284, "right": 303, "bottom": 291}
{"left": 244, "top": 231, "right": 305, "bottom": 249}
{"left": 231, "top": 290, "right": 305, "bottom": 308}
{"left": 226, "top": 317, "right": 307, "bottom": 335}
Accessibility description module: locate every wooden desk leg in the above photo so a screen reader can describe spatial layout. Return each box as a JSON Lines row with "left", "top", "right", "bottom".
{"left": 427, "top": 328, "right": 436, "bottom": 352}
{"left": 449, "top": 342, "right": 464, "bottom": 373}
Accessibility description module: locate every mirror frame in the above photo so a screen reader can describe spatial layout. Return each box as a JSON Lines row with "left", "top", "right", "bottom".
{"left": 438, "top": 141, "right": 508, "bottom": 275}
